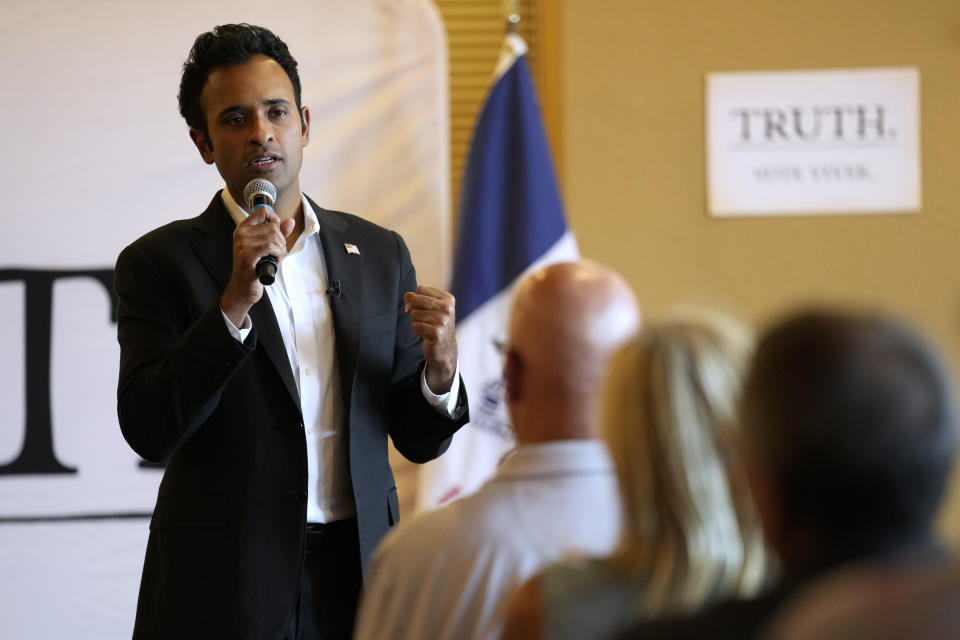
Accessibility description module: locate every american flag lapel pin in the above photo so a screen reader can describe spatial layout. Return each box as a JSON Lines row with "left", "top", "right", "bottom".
{"left": 344, "top": 243, "right": 360, "bottom": 255}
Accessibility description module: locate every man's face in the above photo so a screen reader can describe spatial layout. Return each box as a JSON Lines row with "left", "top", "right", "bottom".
{"left": 189, "top": 54, "right": 309, "bottom": 207}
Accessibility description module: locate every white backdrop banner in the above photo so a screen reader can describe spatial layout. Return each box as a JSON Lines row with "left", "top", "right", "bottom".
{"left": 0, "top": 1, "right": 449, "bottom": 636}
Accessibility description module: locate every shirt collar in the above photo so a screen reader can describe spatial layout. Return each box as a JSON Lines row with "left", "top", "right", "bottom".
{"left": 495, "top": 439, "right": 614, "bottom": 479}
{"left": 220, "top": 188, "right": 320, "bottom": 255}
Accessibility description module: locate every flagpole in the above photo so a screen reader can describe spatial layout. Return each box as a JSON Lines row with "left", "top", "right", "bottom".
{"left": 414, "top": 7, "right": 579, "bottom": 512}
{"left": 505, "top": 0, "right": 520, "bottom": 34}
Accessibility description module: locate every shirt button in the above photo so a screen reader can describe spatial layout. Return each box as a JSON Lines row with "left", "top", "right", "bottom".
{"left": 305, "top": 367, "right": 312, "bottom": 375}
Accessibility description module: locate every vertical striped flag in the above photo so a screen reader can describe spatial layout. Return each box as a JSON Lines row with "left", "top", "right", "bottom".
{"left": 415, "top": 33, "right": 579, "bottom": 510}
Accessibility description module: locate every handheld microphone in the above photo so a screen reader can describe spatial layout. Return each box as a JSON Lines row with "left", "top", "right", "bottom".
{"left": 326, "top": 280, "right": 342, "bottom": 298}
{"left": 242, "top": 179, "right": 279, "bottom": 285}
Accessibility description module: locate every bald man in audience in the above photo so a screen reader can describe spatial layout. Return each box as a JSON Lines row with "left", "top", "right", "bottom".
{"left": 353, "top": 261, "right": 641, "bottom": 640}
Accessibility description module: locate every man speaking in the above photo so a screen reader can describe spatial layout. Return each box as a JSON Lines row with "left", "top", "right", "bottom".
{"left": 114, "top": 24, "right": 468, "bottom": 640}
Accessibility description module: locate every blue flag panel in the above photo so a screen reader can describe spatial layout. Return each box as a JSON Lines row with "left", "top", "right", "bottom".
{"left": 450, "top": 53, "right": 568, "bottom": 321}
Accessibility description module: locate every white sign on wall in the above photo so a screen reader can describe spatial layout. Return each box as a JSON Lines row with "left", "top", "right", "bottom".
{"left": 706, "top": 67, "right": 920, "bottom": 216}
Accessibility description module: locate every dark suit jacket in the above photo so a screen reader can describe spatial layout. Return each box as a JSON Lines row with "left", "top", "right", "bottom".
{"left": 115, "top": 192, "right": 468, "bottom": 639}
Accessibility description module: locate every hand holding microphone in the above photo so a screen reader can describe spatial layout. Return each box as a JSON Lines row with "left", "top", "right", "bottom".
{"left": 220, "top": 179, "right": 293, "bottom": 328}
{"left": 243, "top": 179, "right": 280, "bottom": 285}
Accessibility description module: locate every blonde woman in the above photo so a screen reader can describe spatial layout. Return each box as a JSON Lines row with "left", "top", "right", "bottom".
{"left": 501, "top": 313, "right": 768, "bottom": 640}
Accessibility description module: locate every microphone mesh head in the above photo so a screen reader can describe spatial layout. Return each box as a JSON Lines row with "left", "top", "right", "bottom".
{"left": 242, "top": 179, "right": 277, "bottom": 208}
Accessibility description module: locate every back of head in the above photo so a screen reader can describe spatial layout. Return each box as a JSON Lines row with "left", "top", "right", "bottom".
{"left": 179, "top": 23, "right": 303, "bottom": 136}
{"left": 505, "top": 261, "right": 640, "bottom": 442}
{"left": 605, "top": 311, "right": 767, "bottom": 615}
{"left": 742, "top": 310, "right": 958, "bottom": 550}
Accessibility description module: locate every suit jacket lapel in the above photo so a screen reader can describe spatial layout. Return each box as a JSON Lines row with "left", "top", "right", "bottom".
{"left": 190, "top": 192, "right": 301, "bottom": 409}
{"left": 190, "top": 194, "right": 233, "bottom": 289}
{"left": 248, "top": 300, "right": 301, "bottom": 409}
{"left": 310, "top": 198, "right": 362, "bottom": 411}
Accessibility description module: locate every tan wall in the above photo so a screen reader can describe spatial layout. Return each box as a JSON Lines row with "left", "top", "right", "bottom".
{"left": 558, "top": 0, "right": 960, "bottom": 541}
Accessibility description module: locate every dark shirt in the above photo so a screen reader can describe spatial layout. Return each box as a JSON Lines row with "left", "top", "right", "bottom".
{"left": 619, "top": 530, "right": 947, "bottom": 640}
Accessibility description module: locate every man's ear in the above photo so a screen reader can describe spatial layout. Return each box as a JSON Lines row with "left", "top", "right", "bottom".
{"left": 504, "top": 350, "right": 523, "bottom": 404}
{"left": 743, "top": 453, "right": 785, "bottom": 553}
{"left": 300, "top": 105, "right": 310, "bottom": 147}
{"left": 189, "top": 128, "right": 215, "bottom": 165}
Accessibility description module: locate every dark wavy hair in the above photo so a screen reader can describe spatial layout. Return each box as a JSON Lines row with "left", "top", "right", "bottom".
{"left": 178, "top": 24, "right": 303, "bottom": 137}
{"left": 742, "top": 310, "right": 958, "bottom": 538}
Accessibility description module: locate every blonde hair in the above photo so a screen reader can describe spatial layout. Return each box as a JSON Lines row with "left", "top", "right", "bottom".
{"left": 603, "top": 311, "right": 768, "bottom": 616}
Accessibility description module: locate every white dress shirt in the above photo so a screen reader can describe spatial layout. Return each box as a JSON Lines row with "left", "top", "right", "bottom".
{"left": 354, "top": 439, "right": 623, "bottom": 640}
{"left": 219, "top": 189, "right": 459, "bottom": 522}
